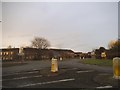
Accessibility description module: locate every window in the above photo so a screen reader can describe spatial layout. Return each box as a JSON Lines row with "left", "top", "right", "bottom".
{"left": 4, "top": 52, "right": 6, "bottom": 55}
{"left": 6, "top": 52, "right": 9, "bottom": 55}
{"left": 29, "top": 56, "right": 32, "bottom": 59}
{"left": 3, "top": 57, "right": 5, "bottom": 60}
{"left": 26, "top": 57, "right": 29, "bottom": 59}
{"left": 10, "top": 57, "right": 13, "bottom": 60}
{"left": 11, "top": 52, "right": 13, "bottom": 55}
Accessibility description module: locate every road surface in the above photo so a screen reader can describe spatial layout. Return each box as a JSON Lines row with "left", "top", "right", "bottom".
{"left": 2, "top": 59, "right": 119, "bottom": 89}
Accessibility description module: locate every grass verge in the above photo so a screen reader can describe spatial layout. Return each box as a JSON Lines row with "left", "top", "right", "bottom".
{"left": 80, "top": 59, "right": 113, "bottom": 67}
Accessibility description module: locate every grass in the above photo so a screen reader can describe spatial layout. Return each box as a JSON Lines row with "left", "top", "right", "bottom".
{"left": 80, "top": 58, "right": 113, "bottom": 67}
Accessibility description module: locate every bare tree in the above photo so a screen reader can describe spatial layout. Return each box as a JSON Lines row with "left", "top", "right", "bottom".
{"left": 7, "top": 45, "right": 12, "bottom": 49}
{"left": 31, "top": 37, "right": 50, "bottom": 49}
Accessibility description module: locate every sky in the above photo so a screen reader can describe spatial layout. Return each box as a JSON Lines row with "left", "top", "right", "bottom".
{"left": 0, "top": 2, "right": 2, "bottom": 50}
{"left": 1, "top": 2, "right": 118, "bottom": 52}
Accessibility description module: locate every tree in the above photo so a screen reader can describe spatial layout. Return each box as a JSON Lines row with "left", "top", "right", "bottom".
{"left": 107, "top": 40, "right": 120, "bottom": 59}
{"left": 7, "top": 45, "right": 12, "bottom": 49}
{"left": 108, "top": 40, "right": 120, "bottom": 50}
{"left": 94, "top": 47, "right": 106, "bottom": 59}
{"left": 99, "top": 47, "right": 106, "bottom": 52}
{"left": 31, "top": 37, "right": 50, "bottom": 49}
{"left": 108, "top": 40, "right": 117, "bottom": 49}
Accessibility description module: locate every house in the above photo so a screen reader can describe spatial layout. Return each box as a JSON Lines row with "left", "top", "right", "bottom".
{"left": 0, "top": 48, "right": 19, "bottom": 60}
{"left": 23, "top": 48, "right": 39, "bottom": 60}
{"left": 0, "top": 48, "right": 75, "bottom": 60}
{"left": 50, "top": 49, "right": 75, "bottom": 59}
{"left": 74, "top": 52, "right": 82, "bottom": 58}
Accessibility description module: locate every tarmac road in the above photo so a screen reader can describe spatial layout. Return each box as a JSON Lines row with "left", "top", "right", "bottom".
{"left": 2, "top": 59, "right": 120, "bottom": 89}
{"left": 3, "top": 59, "right": 112, "bottom": 75}
{"left": 2, "top": 67, "right": 117, "bottom": 88}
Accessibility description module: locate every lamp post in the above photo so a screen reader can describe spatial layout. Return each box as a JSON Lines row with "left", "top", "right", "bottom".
{"left": 18, "top": 47, "right": 24, "bottom": 63}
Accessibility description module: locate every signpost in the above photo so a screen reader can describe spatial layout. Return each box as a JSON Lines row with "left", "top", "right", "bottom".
{"left": 18, "top": 47, "right": 24, "bottom": 62}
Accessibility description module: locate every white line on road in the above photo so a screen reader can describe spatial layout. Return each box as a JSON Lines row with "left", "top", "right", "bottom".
{"left": 2, "top": 75, "right": 42, "bottom": 81}
{"left": 98, "top": 73, "right": 110, "bottom": 75}
{"left": 2, "top": 71, "right": 39, "bottom": 77}
{"left": 76, "top": 70, "right": 94, "bottom": 73}
{"left": 96, "top": 85, "right": 113, "bottom": 89}
{"left": 66, "top": 68, "right": 78, "bottom": 70}
{"left": 18, "top": 78, "right": 75, "bottom": 87}
{"left": 32, "top": 69, "right": 39, "bottom": 71}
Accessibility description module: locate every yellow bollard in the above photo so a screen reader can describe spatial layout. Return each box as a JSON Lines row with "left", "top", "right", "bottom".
{"left": 113, "top": 57, "right": 120, "bottom": 79}
{"left": 51, "top": 58, "right": 58, "bottom": 72}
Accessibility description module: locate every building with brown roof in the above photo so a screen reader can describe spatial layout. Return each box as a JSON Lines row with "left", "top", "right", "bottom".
{"left": 0, "top": 48, "right": 75, "bottom": 61}
{"left": 0, "top": 48, "right": 19, "bottom": 60}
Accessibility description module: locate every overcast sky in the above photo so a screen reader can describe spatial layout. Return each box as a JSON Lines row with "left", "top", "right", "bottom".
{"left": 2, "top": 2, "right": 118, "bottom": 52}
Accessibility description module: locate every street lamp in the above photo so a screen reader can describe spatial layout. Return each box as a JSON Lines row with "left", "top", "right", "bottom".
{"left": 18, "top": 47, "right": 24, "bottom": 62}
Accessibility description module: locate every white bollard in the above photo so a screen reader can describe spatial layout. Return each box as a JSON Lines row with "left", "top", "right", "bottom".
{"left": 51, "top": 58, "right": 58, "bottom": 72}
{"left": 83, "top": 57, "right": 84, "bottom": 59}
{"left": 80, "top": 57, "right": 81, "bottom": 59}
{"left": 113, "top": 57, "right": 120, "bottom": 79}
{"left": 60, "top": 57, "right": 62, "bottom": 61}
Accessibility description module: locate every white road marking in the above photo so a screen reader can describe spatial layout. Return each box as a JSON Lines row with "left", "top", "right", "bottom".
{"left": 70, "top": 68, "right": 78, "bottom": 70}
{"left": 2, "top": 71, "right": 39, "bottom": 77}
{"left": 98, "top": 73, "right": 110, "bottom": 75}
{"left": 2, "top": 75, "right": 42, "bottom": 81}
{"left": 96, "top": 85, "right": 113, "bottom": 89}
{"left": 32, "top": 69, "right": 38, "bottom": 71}
{"left": 18, "top": 78, "right": 75, "bottom": 87}
{"left": 76, "top": 70, "right": 94, "bottom": 73}
{"left": 72, "top": 68, "right": 78, "bottom": 70}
